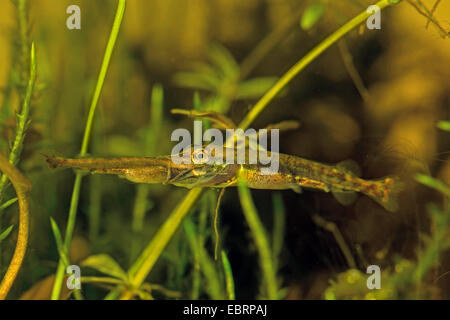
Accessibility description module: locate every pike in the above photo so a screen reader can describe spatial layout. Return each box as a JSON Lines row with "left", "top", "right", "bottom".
{"left": 45, "top": 146, "right": 403, "bottom": 212}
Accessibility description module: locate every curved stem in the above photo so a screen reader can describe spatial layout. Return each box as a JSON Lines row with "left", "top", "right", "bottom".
{"left": 0, "top": 154, "right": 31, "bottom": 299}
{"left": 0, "top": 41, "right": 36, "bottom": 299}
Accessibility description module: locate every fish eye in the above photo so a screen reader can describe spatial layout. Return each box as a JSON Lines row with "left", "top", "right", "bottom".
{"left": 192, "top": 148, "right": 209, "bottom": 164}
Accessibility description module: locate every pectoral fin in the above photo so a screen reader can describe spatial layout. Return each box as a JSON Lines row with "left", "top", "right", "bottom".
{"left": 168, "top": 165, "right": 238, "bottom": 188}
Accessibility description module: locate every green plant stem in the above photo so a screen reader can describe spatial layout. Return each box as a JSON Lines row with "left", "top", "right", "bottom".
{"left": 183, "top": 217, "right": 224, "bottom": 299}
{"left": 129, "top": 184, "right": 151, "bottom": 264}
{"left": 272, "top": 193, "right": 285, "bottom": 273}
{"left": 88, "top": 176, "right": 102, "bottom": 242}
{"left": 188, "top": 192, "right": 211, "bottom": 299}
{"left": 221, "top": 250, "right": 235, "bottom": 300}
{"left": 238, "top": 179, "right": 278, "bottom": 300}
{"left": 0, "top": 40, "right": 35, "bottom": 278}
{"left": 183, "top": 218, "right": 201, "bottom": 300}
{"left": 121, "top": 188, "right": 203, "bottom": 299}
{"left": 130, "top": 84, "right": 163, "bottom": 262}
{"left": 239, "top": 5, "right": 305, "bottom": 80}
{"left": 88, "top": 116, "right": 102, "bottom": 243}
{"left": 0, "top": 0, "right": 31, "bottom": 268}
{"left": 0, "top": 41, "right": 35, "bottom": 190}
{"left": 17, "top": 0, "right": 30, "bottom": 82}
{"left": 121, "top": 0, "right": 399, "bottom": 299}
{"left": 80, "top": 4, "right": 125, "bottom": 155}
{"left": 50, "top": 0, "right": 126, "bottom": 300}
{"left": 131, "top": 185, "right": 150, "bottom": 232}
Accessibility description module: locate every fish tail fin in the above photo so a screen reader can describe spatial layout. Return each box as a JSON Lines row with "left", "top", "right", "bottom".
{"left": 367, "top": 176, "right": 404, "bottom": 212}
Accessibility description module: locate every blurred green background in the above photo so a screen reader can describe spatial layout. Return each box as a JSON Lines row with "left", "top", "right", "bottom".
{"left": 0, "top": 0, "right": 449, "bottom": 299}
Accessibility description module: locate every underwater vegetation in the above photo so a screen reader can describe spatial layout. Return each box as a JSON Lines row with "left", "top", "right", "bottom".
{"left": 0, "top": 0, "right": 449, "bottom": 300}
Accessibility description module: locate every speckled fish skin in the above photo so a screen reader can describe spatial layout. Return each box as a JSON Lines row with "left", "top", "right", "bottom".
{"left": 238, "top": 152, "right": 403, "bottom": 212}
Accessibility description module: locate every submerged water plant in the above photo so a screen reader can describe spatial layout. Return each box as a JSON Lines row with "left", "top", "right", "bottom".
{"left": 0, "top": 0, "right": 449, "bottom": 301}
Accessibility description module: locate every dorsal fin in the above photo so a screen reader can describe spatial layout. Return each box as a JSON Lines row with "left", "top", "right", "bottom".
{"left": 336, "top": 159, "right": 362, "bottom": 177}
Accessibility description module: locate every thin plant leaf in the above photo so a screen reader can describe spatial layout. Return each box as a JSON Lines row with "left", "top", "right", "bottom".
{"left": 150, "top": 84, "right": 164, "bottom": 132}
{"left": 0, "top": 197, "right": 18, "bottom": 211}
{"left": 50, "top": 217, "right": 70, "bottom": 268}
{"left": 415, "top": 174, "right": 450, "bottom": 197}
{"left": 437, "top": 121, "right": 450, "bottom": 132}
{"left": 193, "top": 91, "right": 202, "bottom": 110}
{"left": 190, "top": 61, "right": 220, "bottom": 79}
{"left": 183, "top": 217, "right": 224, "bottom": 299}
{"left": 81, "top": 254, "right": 127, "bottom": 281}
{"left": 301, "top": 3, "right": 325, "bottom": 30}
{"left": 209, "top": 44, "right": 239, "bottom": 78}
{"left": 0, "top": 225, "right": 14, "bottom": 242}
{"left": 173, "top": 72, "right": 218, "bottom": 91}
{"left": 221, "top": 250, "right": 235, "bottom": 300}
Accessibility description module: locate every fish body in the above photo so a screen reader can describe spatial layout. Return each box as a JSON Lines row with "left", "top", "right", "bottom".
{"left": 45, "top": 149, "right": 403, "bottom": 212}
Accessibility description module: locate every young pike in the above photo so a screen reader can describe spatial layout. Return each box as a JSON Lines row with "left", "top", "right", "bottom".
{"left": 46, "top": 148, "right": 404, "bottom": 212}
